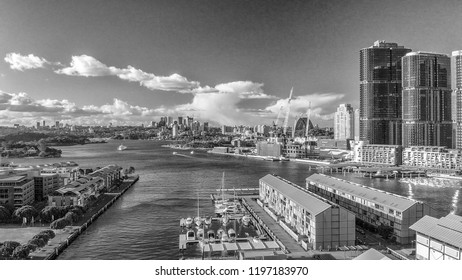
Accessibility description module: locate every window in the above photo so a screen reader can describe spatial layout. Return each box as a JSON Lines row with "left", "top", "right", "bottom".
{"left": 389, "top": 209, "right": 394, "bottom": 215}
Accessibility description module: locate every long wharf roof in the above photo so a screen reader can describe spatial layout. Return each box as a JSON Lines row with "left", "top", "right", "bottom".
{"left": 260, "top": 174, "right": 333, "bottom": 216}
{"left": 307, "top": 173, "right": 419, "bottom": 212}
{"left": 410, "top": 214, "right": 462, "bottom": 249}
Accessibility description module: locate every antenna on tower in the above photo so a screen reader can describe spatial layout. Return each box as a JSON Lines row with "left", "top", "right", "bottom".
{"left": 282, "top": 87, "right": 294, "bottom": 136}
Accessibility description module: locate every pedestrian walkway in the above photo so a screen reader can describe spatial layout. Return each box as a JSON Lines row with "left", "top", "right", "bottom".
{"left": 243, "top": 198, "right": 309, "bottom": 256}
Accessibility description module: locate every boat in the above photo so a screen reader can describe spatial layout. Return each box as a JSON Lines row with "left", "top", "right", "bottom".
{"left": 172, "top": 152, "right": 177, "bottom": 155}
{"left": 242, "top": 215, "right": 251, "bottom": 226}
{"left": 228, "top": 228, "right": 236, "bottom": 238}
{"left": 213, "top": 172, "right": 244, "bottom": 217}
{"left": 190, "top": 151, "right": 194, "bottom": 155}
{"left": 117, "top": 144, "right": 127, "bottom": 151}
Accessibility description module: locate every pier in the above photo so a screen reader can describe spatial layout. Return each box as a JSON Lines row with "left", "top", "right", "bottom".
{"left": 29, "top": 175, "right": 140, "bottom": 260}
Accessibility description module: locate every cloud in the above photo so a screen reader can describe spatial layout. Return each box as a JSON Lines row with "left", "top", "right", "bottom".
{"left": 55, "top": 55, "right": 199, "bottom": 92}
{"left": 264, "top": 92, "right": 346, "bottom": 121}
{"left": 191, "top": 81, "right": 275, "bottom": 99}
{"left": 4, "top": 53, "right": 50, "bottom": 71}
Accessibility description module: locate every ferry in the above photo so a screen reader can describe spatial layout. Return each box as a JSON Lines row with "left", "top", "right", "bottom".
{"left": 117, "top": 144, "right": 127, "bottom": 151}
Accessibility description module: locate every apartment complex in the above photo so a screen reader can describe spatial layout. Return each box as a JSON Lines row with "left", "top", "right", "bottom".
{"left": 402, "top": 52, "right": 452, "bottom": 148}
{"left": 48, "top": 177, "right": 104, "bottom": 208}
{"left": 402, "top": 146, "right": 462, "bottom": 170}
{"left": 0, "top": 175, "right": 35, "bottom": 208}
{"left": 259, "top": 174, "right": 356, "bottom": 250}
{"left": 360, "top": 41, "right": 411, "bottom": 145}
{"left": 89, "top": 165, "right": 122, "bottom": 192}
{"left": 410, "top": 214, "right": 462, "bottom": 260}
{"left": 306, "top": 174, "right": 436, "bottom": 244}
{"left": 357, "top": 144, "right": 403, "bottom": 165}
{"left": 453, "top": 50, "right": 462, "bottom": 149}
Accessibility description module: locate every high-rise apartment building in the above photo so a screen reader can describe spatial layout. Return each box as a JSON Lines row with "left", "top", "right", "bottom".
{"left": 402, "top": 52, "right": 452, "bottom": 147}
{"left": 334, "top": 104, "right": 354, "bottom": 140}
{"left": 453, "top": 50, "right": 462, "bottom": 148}
{"left": 354, "top": 108, "right": 360, "bottom": 141}
{"left": 360, "top": 41, "right": 411, "bottom": 145}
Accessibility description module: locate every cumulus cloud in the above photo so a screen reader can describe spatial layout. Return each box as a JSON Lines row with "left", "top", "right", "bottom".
{"left": 4, "top": 53, "right": 50, "bottom": 71}
{"left": 264, "top": 92, "right": 346, "bottom": 121}
{"left": 55, "top": 55, "right": 199, "bottom": 92}
{"left": 191, "top": 81, "right": 275, "bottom": 99}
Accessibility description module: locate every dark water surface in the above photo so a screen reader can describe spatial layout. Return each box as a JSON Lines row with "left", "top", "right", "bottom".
{"left": 11, "top": 140, "right": 462, "bottom": 259}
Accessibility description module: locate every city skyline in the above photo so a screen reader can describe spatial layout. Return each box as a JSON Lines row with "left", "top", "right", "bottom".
{"left": 1, "top": 0, "right": 462, "bottom": 127}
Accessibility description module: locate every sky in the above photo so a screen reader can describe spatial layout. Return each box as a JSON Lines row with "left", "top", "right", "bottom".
{"left": 1, "top": 0, "right": 462, "bottom": 127}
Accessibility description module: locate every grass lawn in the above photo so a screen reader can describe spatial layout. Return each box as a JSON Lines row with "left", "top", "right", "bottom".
{"left": 0, "top": 226, "right": 50, "bottom": 244}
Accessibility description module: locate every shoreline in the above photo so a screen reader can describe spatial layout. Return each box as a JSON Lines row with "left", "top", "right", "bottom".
{"left": 29, "top": 175, "right": 140, "bottom": 260}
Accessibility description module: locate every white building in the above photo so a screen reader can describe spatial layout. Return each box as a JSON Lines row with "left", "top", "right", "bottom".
{"left": 402, "top": 146, "right": 462, "bottom": 170}
{"left": 334, "top": 104, "right": 355, "bottom": 140}
{"left": 410, "top": 214, "right": 462, "bottom": 260}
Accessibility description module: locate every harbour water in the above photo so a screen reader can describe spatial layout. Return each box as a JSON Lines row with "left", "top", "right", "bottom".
{"left": 10, "top": 140, "right": 462, "bottom": 259}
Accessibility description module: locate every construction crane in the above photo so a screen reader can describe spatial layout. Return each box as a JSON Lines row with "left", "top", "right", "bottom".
{"left": 282, "top": 87, "right": 294, "bottom": 136}
{"left": 305, "top": 101, "right": 311, "bottom": 138}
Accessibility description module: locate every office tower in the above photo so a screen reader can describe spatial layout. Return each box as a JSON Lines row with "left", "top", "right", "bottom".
{"left": 55, "top": 121, "right": 59, "bottom": 128}
{"left": 203, "top": 122, "right": 209, "bottom": 132}
{"left": 36, "top": 121, "right": 40, "bottom": 128}
{"left": 187, "top": 116, "right": 193, "bottom": 128}
{"left": 166, "top": 116, "right": 173, "bottom": 126}
{"left": 354, "top": 108, "right": 360, "bottom": 141}
{"left": 172, "top": 122, "right": 178, "bottom": 138}
{"left": 454, "top": 50, "right": 462, "bottom": 148}
{"left": 360, "top": 40, "right": 411, "bottom": 145}
{"left": 178, "top": 116, "right": 183, "bottom": 126}
{"left": 402, "top": 52, "right": 452, "bottom": 147}
{"left": 42, "top": 120, "right": 46, "bottom": 127}
{"left": 334, "top": 104, "right": 354, "bottom": 140}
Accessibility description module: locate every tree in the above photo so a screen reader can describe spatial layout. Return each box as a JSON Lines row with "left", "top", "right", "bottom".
{"left": 13, "top": 205, "right": 38, "bottom": 222}
{"left": 64, "top": 211, "right": 78, "bottom": 223}
{"left": 50, "top": 217, "right": 70, "bottom": 229}
{"left": 0, "top": 206, "right": 11, "bottom": 222}
{"left": 40, "top": 206, "right": 65, "bottom": 223}
{"left": 39, "top": 229, "right": 56, "bottom": 239}
{"left": 12, "top": 245, "right": 30, "bottom": 260}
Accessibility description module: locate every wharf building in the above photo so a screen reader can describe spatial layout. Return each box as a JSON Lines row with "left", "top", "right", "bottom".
{"left": 357, "top": 144, "right": 403, "bottom": 166}
{"left": 410, "top": 214, "right": 462, "bottom": 260}
{"left": 402, "top": 146, "right": 462, "bottom": 170}
{"left": 88, "top": 165, "right": 122, "bottom": 192}
{"left": 360, "top": 40, "right": 411, "bottom": 145}
{"left": 402, "top": 52, "right": 452, "bottom": 148}
{"left": 0, "top": 175, "right": 35, "bottom": 208}
{"left": 259, "top": 174, "right": 356, "bottom": 250}
{"left": 306, "top": 174, "right": 436, "bottom": 244}
{"left": 48, "top": 176, "right": 104, "bottom": 208}
{"left": 334, "top": 104, "right": 355, "bottom": 140}
{"left": 453, "top": 50, "right": 462, "bottom": 149}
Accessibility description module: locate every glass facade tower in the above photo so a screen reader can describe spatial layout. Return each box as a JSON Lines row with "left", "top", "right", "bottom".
{"left": 360, "top": 41, "right": 411, "bottom": 145}
{"left": 402, "top": 52, "right": 452, "bottom": 147}
{"left": 453, "top": 50, "right": 462, "bottom": 148}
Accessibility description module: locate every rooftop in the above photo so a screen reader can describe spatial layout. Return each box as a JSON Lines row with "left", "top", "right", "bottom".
{"left": 405, "top": 51, "right": 449, "bottom": 58}
{"left": 307, "top": 173, "right": 420, "bottom": 211}
{"left": 260, "top": 174, "right": 334, "bottom": 216}
{"left": 0, "top": 175, "right": 28, "bottom": 183}
{"left": 410, "top": 214, "right": 462, "bottom": 249}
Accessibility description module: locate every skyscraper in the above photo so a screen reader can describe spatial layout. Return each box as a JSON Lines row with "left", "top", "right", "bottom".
{"left": 334, "top": 104, "right": 354, "bottom": 140}
{"left": 453, "top": 50, "right": 462, "bottom": 148}
{"left": 402, "top": 52, "right": 452, "bottom": 147}
{"left": 360, "top": 40, "right": 411, "bottom": 145}
{"left": 354, "top": 108, "right": 360, "bottom": 141}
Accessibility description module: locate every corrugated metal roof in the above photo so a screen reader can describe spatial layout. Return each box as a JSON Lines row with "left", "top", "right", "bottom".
{"left": 410, "top": 214, "right": 462, "bottom": 249}
{"left": 307, "top": 173, "right": 417, "bottom": 211}
{"left": 260, "top": 174, "right": 332, "bottom": 216}
{"left": 354, "top": 248, "right": 391, "bottom": 260}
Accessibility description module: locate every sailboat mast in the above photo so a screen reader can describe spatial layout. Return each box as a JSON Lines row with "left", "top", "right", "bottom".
{"left": 221, "top": 172, "right": 225, "bottom": 203}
